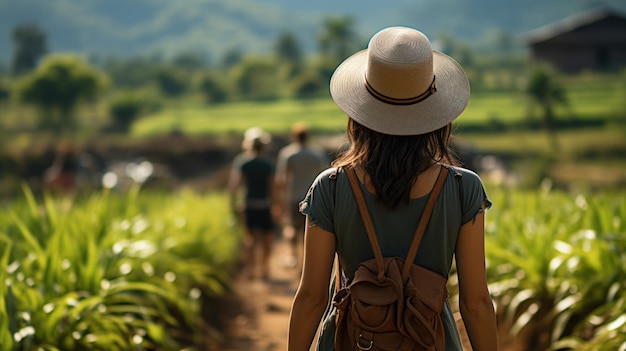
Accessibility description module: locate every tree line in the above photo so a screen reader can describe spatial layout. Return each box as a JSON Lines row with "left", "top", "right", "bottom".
{"left": 0, "top": 17, "right": 569, "bottom": 143}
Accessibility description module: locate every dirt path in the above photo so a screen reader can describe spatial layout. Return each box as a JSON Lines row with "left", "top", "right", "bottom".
{"left": 220, "top": 238, "right": 303, "bottom": 351}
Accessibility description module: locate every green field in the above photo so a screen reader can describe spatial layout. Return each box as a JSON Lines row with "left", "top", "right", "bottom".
{"left": 130, "top": 75, "right": 625, "bottom": 137}
{"left": 132, "top": 98, "right": 347, "bottom": 137}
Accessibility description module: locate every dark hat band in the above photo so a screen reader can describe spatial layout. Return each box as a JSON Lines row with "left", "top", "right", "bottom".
{"left": 364, "top": 75, "right": 437, "bottom": 106}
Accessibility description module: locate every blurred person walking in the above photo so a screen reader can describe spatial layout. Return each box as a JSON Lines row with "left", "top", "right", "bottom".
{"left": 43, "top": 142, "right": 79, "bottom": 193}
{"left": 288, "top": 26, "right": 498, "bottom": 350}
{"left": 228, "top": 127, "right": 277, "bottom": 281}
{"left": 275, "top": 122, "right": 329, "bottom": 270}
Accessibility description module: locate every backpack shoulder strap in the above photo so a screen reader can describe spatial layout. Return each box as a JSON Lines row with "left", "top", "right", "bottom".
{"left": 344, "top": 166, "right": 449, "bottom": 281}
{"left": 401, "top": 166, "right": 449, "bottom": 279}
{"left": 345, "top": 168, "right": 386, "bottom": 281}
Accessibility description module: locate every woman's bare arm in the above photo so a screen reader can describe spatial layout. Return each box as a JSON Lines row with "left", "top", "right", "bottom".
{"left": 455, "top": 212, "right": 498, "bottom": 350}
{"left": 288, "top": 218, "right": 336, "bottom": 350}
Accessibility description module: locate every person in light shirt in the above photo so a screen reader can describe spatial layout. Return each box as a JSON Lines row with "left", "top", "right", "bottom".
{"left": 275, "top": 122, "right": 328, "bottom": 270}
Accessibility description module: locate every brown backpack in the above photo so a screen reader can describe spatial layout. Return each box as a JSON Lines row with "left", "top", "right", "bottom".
{"left": 333, "top": 167, "right": 449, "bottom": 351}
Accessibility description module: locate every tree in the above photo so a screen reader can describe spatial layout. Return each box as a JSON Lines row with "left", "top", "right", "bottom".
{"left": 275, "top": 32, "right": 303, "bottom": 64}
{"left": 154, "top": 67, "right": 187, "bottom": 97}
{"left": 318, "top": 16, "right": 358, "bottom": 65}
{"left": 0, "top": 81, "right": 9, "bottom": 103}
{"left": 525, "top": 66, "right": 568, "bottom": 152}
{"left": 220, "top": 48, "right": 244, "bottom": 69}
{"left": 109, "top": 92, "right": 144, "bottom": 133}
{"left": 171, "top": 51, "right": 208, "bottom": 70}
{"left": 275, "top": 31, "right": 304, "bottom": 79}
{"left": 198, "top": 74, "right": 230, "bottom": 104}
{"left": 234, "top": 58, "right": 279, "bottom": 101}
{"left": 102, "top": 56, "right": 159, "bottom": 88}
{"left": 11, "top": 23, "right": 47, "bottom": 75}
{"left": 15, "top": 54, "right": 107, "bottom": 134}
{"left": 291, "top": 73, "right": 325, "bottom": 99}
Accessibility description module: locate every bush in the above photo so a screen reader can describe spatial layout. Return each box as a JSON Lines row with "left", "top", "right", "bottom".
{"left": 154, "top": 68, "right": 187, "bottom": 97}
{"left": 109, "top": 93, "right": 144, "bottom": 133}
{"left": 0, "top": 82, "right": 10, "bottom": 103}
{"left": 484, "top": 188, "right": 626, "bottom": 350}
{"left": 0, "top": 188, "right": 242, "bottom": 350}
{"left": 234, "top": 58, "right": 279, "bottom": 101}
{"left": 291, "top": 73, "right": 325, "bottom": 99}
{"left": 14, "top": 54, "right": 108, "bottom": 133}
{"left": 198, "top": 74, "right": 230, "bottom": 104}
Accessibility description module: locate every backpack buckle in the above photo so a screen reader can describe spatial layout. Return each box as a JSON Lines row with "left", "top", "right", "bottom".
{"left": 357, "top": 334, "right": 373, "bottom": 350}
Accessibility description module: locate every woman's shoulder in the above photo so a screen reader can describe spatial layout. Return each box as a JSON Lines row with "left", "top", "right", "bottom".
{"left": 312, "top": 167, "right": 340, "bottom": 185}
{"left": 445, "top": 164, "right": 492, "bottom": 211}
{"left": 444, "top": 165, "right": 485, "bottom": 188}
{"left": 445, "top": 165, "right": 481, "bottom": 179}
{"left": 307, "top": 167, "right": 349, "bottom": 197}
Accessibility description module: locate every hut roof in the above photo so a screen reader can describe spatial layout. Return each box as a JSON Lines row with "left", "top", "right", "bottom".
{"left": 524, "top": 7, "right": 626, "bottom": 44}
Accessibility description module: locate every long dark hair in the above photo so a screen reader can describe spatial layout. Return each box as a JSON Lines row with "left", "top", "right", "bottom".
{"left": 332, "top": 119, "right": 458, "bottom": 209}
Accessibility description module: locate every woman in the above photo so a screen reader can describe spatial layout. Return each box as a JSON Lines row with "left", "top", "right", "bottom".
{"left": 288, "top": 26, "right": 498, "bottom": 350}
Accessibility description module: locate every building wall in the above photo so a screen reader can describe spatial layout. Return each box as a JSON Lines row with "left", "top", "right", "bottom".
{"left": 529, "top": 16, "right": 626, "bottom": 72}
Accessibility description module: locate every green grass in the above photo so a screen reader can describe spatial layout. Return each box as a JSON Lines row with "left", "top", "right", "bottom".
{"left": 131, "top": 98, "right": 347, "bottom": 137}
{"left": 461, "top": 90, "right": 528, "bottom": 123}
{"left": 129, "top": 76, "right": 625, "bottom": 137}
{"left": 457, "top": 128, "right": 626, "bottom": 188}
{"left": 459, "top": 128, "right": 626, "bottom": 159}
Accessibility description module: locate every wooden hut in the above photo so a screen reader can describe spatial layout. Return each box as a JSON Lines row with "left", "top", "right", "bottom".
{"left": 525, "top": 7, "right": 626, "bottom": 72}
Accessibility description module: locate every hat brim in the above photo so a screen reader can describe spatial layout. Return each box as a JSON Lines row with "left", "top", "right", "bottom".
{"left": 330, "top": 50, "right": 470, "bottom": 136}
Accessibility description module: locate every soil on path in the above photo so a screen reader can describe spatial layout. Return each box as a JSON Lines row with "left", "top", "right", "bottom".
{"left": 219, "top": 238, "right": 304, "bottom": 351}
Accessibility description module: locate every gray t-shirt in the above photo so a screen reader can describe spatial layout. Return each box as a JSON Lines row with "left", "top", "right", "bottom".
{"left": 276, "top": 143, "right": 328, "bottom": 204}
{"left": 300, "top": 165, "right": 491, "bottom": 351}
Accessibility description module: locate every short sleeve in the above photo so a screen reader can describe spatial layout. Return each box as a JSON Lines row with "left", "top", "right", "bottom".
{"left": 298, "top": 168, "right": 337, "bottom": 234}
{"left": 457, "top": 168, "right": 492, "bottom": 225}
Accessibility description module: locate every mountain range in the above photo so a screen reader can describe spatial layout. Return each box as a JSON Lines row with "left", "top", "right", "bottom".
{"left": 1, "top": 0, "right": 625, "bottom": 65}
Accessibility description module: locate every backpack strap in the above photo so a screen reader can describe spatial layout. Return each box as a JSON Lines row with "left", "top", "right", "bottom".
{"left": 345, "top": 166, "right": 449, "bottom": 282}
{"left": 401, "top": 166, "right": 448, "bottom": 280}
{"left": 345, "top": 168, "right": 386, "bottom": 281}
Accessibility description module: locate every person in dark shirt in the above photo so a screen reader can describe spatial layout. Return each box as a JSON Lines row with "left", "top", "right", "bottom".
{"left": 228, "top": 127, "right": 277, "bottom": 280}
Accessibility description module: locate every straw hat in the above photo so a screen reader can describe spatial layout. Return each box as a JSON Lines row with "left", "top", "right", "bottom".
{"left": 330, "top": 26, "right": 470, "bottom": 136}
{"left": 242, "top": 126, "right": 271, "bottom": 150}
